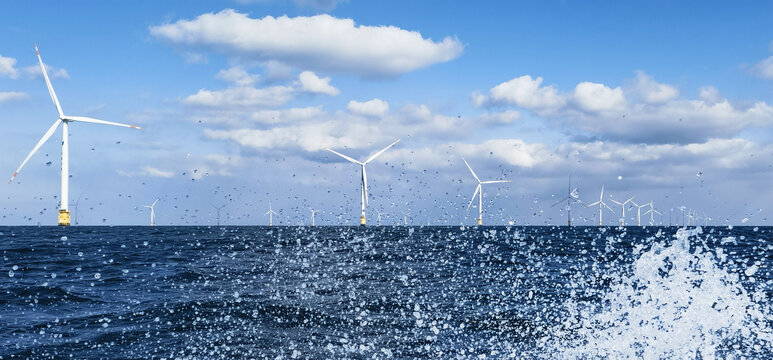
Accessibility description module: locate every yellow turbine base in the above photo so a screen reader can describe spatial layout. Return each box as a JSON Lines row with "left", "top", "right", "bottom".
{"left": 477, "top": 218, "right": 482, "bottom": 226}
{"left": 58, "top": 210, "right": 71, "bottom": 226}
{"left": 360, "top": 216, "right": 366, "bottom": 226}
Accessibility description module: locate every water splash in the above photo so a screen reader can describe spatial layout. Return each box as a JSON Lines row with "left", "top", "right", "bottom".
{"left": 555, "top": 227, "right": 772, "bottom": 359}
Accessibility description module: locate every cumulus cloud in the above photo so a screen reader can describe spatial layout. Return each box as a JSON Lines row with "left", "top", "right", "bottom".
{"left": 298, "top": 71, "right": 339, "bottom": 96}
{"left": 0, "top": 54, "right": 19, "bottom": 78}
{"left": 216, "top": 66, "right": 260, "bottom": 86}
{"left": 347, "top": 98, "right": 388, "bottom": 117}
{"left": 484, "top": 75, "right": 566, "bottom": 111}
{"left": 0, "top": 91, "right": 27, "bottom": 103}
{"left": 475, "top": 72, "right": 773, "bottom": 143}
{"left": 183, "top": 85, "right": 296, "bottom": 108}
{"left": 150, "top": 10, "right": 463, "bottom": 77}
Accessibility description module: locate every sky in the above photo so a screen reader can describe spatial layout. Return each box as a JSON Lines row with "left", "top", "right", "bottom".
{"left": 0, "top": 0, "right": 772, "bottom": 226}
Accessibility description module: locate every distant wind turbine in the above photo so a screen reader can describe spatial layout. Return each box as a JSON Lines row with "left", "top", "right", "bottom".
{"left": 610, "top": 196, "right": 635, "bottom": 226}
{"left": 643, "top": 201, "right": 662, "bottom": 226}
{"left": 631, "top": 201, "right": 648, "bottom": 226}
{"left": 401, "top": 210, "right": 409, "bottom": 225}
{"left": 144, "top": 199, "right": 159, "bottom": 226}
{"left": 376, "top": 210, "right": 383, "bottom": 226}
{"left": 551, "top": 176, "right": 581, "bottom": 226}
{"left": 9, "top": 45, "right": 142, "bottom": 226}
{"left": 586, "top": 185, "right": 614, "bottom": 226}
{"left": 325, "top": 139, "right": 400, "bottom": 226}
{"left": 463, "top": 158, "right": 511, "bottom": 226}
{"left": 310, "top": 209, "right": 318, "bottom": 226}
{"left": 265, "top": 203, "right": 277, "bottom": 226}
{"left": 210, "top": 203, "right": 225, "bottom": 226}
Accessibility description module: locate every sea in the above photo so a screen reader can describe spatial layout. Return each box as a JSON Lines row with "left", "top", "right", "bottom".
{"left": 1, "top": 225, "right": 771, "bottom": 359}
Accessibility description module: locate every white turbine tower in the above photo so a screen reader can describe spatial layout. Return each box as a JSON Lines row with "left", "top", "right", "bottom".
{"left": 610, "top": 196, "right": 635, "bottom": 226}
{"left": 9, "top": 45, "right": 142, "bottom": 226}
{"left": 631, "top": 201, "right": 648, "bottom": 226}
{"left": 144, "top": 199, "right": 158, "bottom": 226}
{"left": 586, "top": 185, "right": 614, "bottom": 226}
{"left": 401, "top": 210, "right": 409, "bottom": 225}
{"left": 265, "top": 203, "right": 277, "bottom": 226}
{"left": 643, "top": 201, "right": 662, "bottom": 225}
{"left": 310, "top": 209, "right": 318, "bottom": 226}
{"left": 376, "top": 210, "right": 383, "bottom": 226}
{"left": 463, "top": 158, "right": 511, "bottom": 226}
{"left": 325, "top": 139, "right": 400, "bottom": 226}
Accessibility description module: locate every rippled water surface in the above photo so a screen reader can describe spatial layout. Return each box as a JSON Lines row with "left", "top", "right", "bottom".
{"left": 1, "top": 225, "right": 771, "bottom": 359}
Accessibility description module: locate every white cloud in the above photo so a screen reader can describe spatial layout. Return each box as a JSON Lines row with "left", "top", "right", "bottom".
{"left": 250, "top": 106, "right": 324, "bottom": 125}
{"left": 183, "top": 85, "right": 296, "bottom": 108}
{"left": 476, "top": 72, "right": 773, "bottom": 143}
{"left": 485, "top": 75, "right": 566, "bottom": 111}
{"left": 629, "top": 71, "right": 679, "bottom": 104}
{"left": 216, "top": 66, "right": 260, "bottom": 86}
{"left": 751, "top": 55, "right": 773, "bottom": 80}
{"left": 0, "top": 91, "right": 27, "bottom": 103}
{"left": 572, "top": 82, "right": 626, "bottom": 112}
{"left": 150, "top": 10, "right": 463, "bottom": 77}
{"left": 298, "top": 71, "right": 339, "bottom": 96}
{"left": 22, "top": 64, "right": 69, "bottom": 79}
{"left": 347, "top": 98, "right": 388, "bottom": 117}
{"left": 0, "top": 54, "right": 19, "bottom": 79}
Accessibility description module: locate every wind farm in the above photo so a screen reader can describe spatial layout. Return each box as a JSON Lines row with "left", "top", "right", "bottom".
{"left": 1, "top": 3, "right": 771, "bottom": 359}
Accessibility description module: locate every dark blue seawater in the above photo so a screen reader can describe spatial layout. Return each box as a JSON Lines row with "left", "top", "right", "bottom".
{"left": 1, "top": 226, "right": 771, "bottom": 359}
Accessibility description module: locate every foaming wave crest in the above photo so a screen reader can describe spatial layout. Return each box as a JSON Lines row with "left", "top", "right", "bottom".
{"left": 553, "top": 227, "right": 772, "bottom": 359}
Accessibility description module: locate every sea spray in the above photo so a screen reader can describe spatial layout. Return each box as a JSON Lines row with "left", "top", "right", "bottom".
{"left": 554, "top": 227, "right": 772, "bottom": 359}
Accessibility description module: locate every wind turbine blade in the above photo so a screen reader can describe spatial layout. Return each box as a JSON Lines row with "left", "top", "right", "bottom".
{"left": 64, "top": 116, "right": 142, "bottom": 129}
{"left": 364, "top": 139, "right": 400, "bottom": 164}
{"left": 9, "top": 119, "right": 61, "bottom": 183}
{"left": 480, "top": 180, "right": 511, "bottom": 184}
{"left": 325, "top": 148, "right": 362, "bottom": 165}
{"left": 35, "top": 45, "right": 63, "bottom": 117}
{"left": 551, "top": 196, "right": 570, "bottom": 207}
{"left": 610, "top": 199, "right": 622, "bottom": 206}
{"left": 603, "top": 202, "right": 615, "bottom": 213}
{"left": 586, "top": 201, "right": 601, "bottom": 208}
{"left": 362, "top": 166, "right": 368, "bottom": 206}
{"left": 626, "top": 196, "right": 635, "bottom": 204}
{"left": 654, "top": 209, "right": 662, "bottom": 215}
{"left": 152, "top": 199, "right": 159, "bottom": 207}
{"left": 462, "top": 158, "right": 480, "bottom": 183}
{"left": 600, "top": 185, "right": 604, "bottom": 200}
{"left": 644, "top": 209, "right": 652, "bottom": 215}
{"left": 466, "top": 184, "right": 480, "bottom": 211}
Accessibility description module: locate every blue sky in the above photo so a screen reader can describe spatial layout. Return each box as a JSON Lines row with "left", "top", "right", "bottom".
{"left": 1, "top": 0, "right": 772, "bottom": 225}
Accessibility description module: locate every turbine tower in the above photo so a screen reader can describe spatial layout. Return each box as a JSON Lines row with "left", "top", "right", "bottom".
{"left": 325, "top": 139, "right": 400, "bottom": 226}
{"left": 643, "top": 201, "right": 662, "bottom": 226}
{"left": 585, "top": 185, "right": 614, "bottom": 226}
{"left": 631, "top": 201, "right": 648, "bottom": 226}
{"left": 401, "top": 210, "right": 409, "bottom": 225}
{"left": 9, "top": 45, "right": 142, "bottom": 226}
{"left": 551, "top": 176, "right": 581, "bottom": 226}
{"left": 376, "top": 210, "right": 383, "bottom": 226}
{"left": 144, "top": 199, "right": 159, "bottom": 226}
{"left": 610, "top": 196, "right": 635, "bottom": 226}
{"left": 310, "top": 209, "right": 318, "bottom": 226}
{"left": 210, "top": 203, "right": 225, "bottom": 226}
{"left": 265, "top": 203, "right": 277, "bottom": 226}
{"left": 463, "top": 158, "right": 511, "bottom": 226}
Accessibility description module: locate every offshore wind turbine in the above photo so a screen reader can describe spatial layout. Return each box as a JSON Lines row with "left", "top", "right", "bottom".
{"left": 631, "top": 201, "right": 648, "bottom": 226}
{"left": 400, "top": 210, "right": 409, "bottom": 225}
{"left": 585, "top": 185, "right": 614, "bottom": 226}
{"left": 310, "top": 209, "right": 318, "bottom": 226}
{"left": 463, "top": 158, "right": 511, "bottom": 226}
{"left": 551, "top": 176, "right": 581, "bottom": 226}
{"left": 610, "top": 196, "right": 635, "bottom": 226}
{"left": 325, "top": 139, "right": 400, "bottom": 226}
{"left": 144, "top": 199, "right": 159, "bottom": 226}
{"left": 376, "top": 210, "right": 383, "bottom": 226}
{"left": 265, "top": 203, "right": 277, "bottom": 226}
{"left": 9, "top": 45, "right": 142, "bottom": 226}
{"left": 210, "top": 203, "right": 225, "bottom": 226}
{"left": 643, "top": 201, "right": 662, "bottom": 226}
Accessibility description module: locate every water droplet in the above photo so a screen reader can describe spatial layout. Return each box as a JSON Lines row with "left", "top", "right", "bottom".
{"left": 8, "top": 270, "right": 13, "bottom": 277}
{"left": 94, "top": 273, "right": 101, "bottom": 279}
{"left": 12, "top": 265, "right": 18, "bottom": 270}
{"left": 45, "top": 161, "right": 52, "bottom": 167}
{"left": 696, "top": 171, "right": 702, "bottom": 177}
